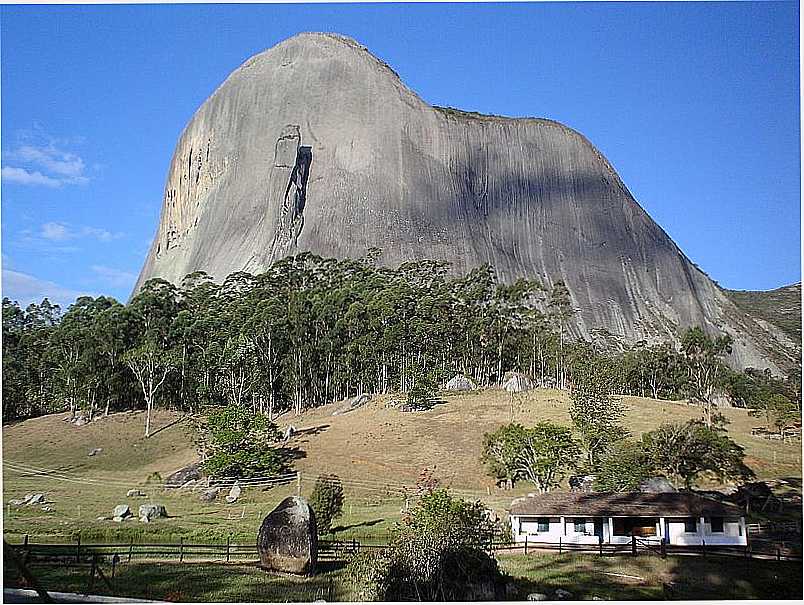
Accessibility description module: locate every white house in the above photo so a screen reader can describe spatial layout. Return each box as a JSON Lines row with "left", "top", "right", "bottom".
{"left": 509, "top": 491, "right": 748, "bottom": 546}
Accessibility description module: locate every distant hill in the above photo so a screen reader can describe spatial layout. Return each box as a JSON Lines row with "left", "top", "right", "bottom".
{"left": 726, "top": 283, "right": 801, "bottom": 345}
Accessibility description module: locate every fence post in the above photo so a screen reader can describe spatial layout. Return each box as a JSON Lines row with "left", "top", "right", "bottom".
{"left": 179, "top": 537, "right": 184, "bottom": 563}
{"left": 631, "top": 535, "right": 636, "bottom": 556}
{"left": 296, "top": 472, "right": 301, "bottom": 496}
{"left": 660, "top": 538, "right": 666, "bottom": 559}
{"left": 776, "top": 547, "right": 781, "bottom": 562}
{"left": 702, "top": 539, "right": 706, "bottom": 558}
{"left": 128, "top": 539, "right": 133, "bottom": 563}
{"left": 87, "top": 554, "right": 97, "bottom": 594}
{"left": 226, "top": 537, "right": 231, "bottom": 563}
{"left": 599, "top": 535, "right": 603, "bottom": 556}
{"left": 524, "top": 535, "right": 528, "bottom": 555}
{"left": 76, "top": 532, "right": 81, "bottom": 564}
{"left": 23, "top": 534, "right": 29, "bottom": 563}
{"left": 559, "top": 536, "right": 562, "bottom": 555}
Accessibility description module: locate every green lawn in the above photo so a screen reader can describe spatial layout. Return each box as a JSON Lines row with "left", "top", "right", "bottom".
{"left": 497, "top": 552, "right": 803, "bottom": 601}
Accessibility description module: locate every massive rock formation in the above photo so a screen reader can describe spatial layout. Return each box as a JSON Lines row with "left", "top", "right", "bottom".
{"left": 136, "top": 32, "right": 793, "bottom": 371}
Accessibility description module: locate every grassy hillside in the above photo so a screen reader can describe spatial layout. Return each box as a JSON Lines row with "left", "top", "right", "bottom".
{"left": 726, "top": 282, "right": 802, "bottom": 344}
{"left": 3, "top": 389, "right": 801, "bottom": 543}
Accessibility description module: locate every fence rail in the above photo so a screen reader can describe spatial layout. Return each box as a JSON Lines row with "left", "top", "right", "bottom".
{"left": 8, "top": 534, "right": 801, "bottom": 566}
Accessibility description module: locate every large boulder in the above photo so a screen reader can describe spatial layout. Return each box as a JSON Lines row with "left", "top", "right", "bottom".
{"left": 443, "top": 374, "right": 477, "bottom": 392}
{"left": 638, "top": 477, "right": 677, "bottom": 493}
{"left": 503, "top": 373, "right": 534, "bottom": 393}
{"left": 332, "top": 393, "right": 372, "bottom": 416}
{"left": 165, "top": 462, "right": 202, "bottom": 488}
{"left": 138, "top": 504, "right": 167, "bottom": 521}
{"left": 257, "top": 496, "right": 317, "bottom": 575}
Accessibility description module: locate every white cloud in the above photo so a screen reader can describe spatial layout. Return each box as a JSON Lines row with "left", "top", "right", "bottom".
{"left": 91, "top": 265, "right": 137, "bottom": 289}
{"left": 15, "top": 144, "right": 85, "bottom": 177}
{"left": 1, "top": 268, "right": 95, "bottom": 309}
{"left": 2, "top": 140, "right": 90, "bottom": 187}
{"left": 38, "top": 222, "right": 123, "bottom": 243}
{"left": 1, "top": 166, "right": 62, "bottom": 187}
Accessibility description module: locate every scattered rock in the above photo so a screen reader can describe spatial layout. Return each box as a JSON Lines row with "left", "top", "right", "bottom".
{"left": 226, "top": 483, "right": 242, "bottom": 504}
{"left": 113, "top": 504, "right": 132, "bottom": 518}
{"left": 638, "top": 477, "right": 677, "bottom": 493}
{"left": 332, "top": 394, "right": 372, "bottom": 416}
{"left": 503, "top": 372, "right": 534, "bottom": 393}
{"left": 527, "top": 593, "right": 548, "bottom": 601}
{"left": 138, "top": 504, "right": 167, "bottom": 521}
{"left": 257, "top": 496, "right": 317, "bottom": 574}
{"left": 443, "top": 374, "right": 477, "bottom": 391}
{"left": 139, "top": 516, "right": 150, "bottom": 523}
{"left": 41, "top": 506, "right": 52, "bottom": 512}
{"left": 8, "top": 499, "right": 24, "bottom": 506}
{"left": 27, "top": 494, "right": 45, "bottom": 505}
{"left": 88, "top": 448, "right": 103, "bottom": 457}
{"left": 127, "top": 489, "right": 146, "bottom": 498}
{"left": 97, "top": 516, "right": 109, "bottom": 521}
{"left": 554, "top": 588, "right": 573, "bottom": 600}
{"left": 113, "top": 516, "right": 125, "bottom": 523}
{"left": 73, "top": 416, "right": 89, "bottom": 427}
{"left": 165, "top": 462, "right": 202, "bottom": 489}
{"left": 199, "top": 488, "right": 219, "bottom": 502}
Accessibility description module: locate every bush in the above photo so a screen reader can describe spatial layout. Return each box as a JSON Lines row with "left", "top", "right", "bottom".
{"left": 309, "top": 474, "right": 345, "bottom": 534}
{"left": 346, "top": 489, "right": 505, "bottom": 601}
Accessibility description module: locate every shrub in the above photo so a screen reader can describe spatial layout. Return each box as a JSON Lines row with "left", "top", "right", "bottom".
{"left": 309, "top": 474, "right": 345, "bottom": 534}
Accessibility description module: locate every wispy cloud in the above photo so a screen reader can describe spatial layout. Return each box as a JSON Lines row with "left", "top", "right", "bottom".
{"left": 1, "top": 268, "right": 95, "bottom": 309}
{"left": 91, "top": 265, "right": 137, "bottom": 289}
{"left": 39, "top": 221, "right": 123, "bottom": 243}
{"left": 1, "top": 166, "right": 63, "bottom": 188}
{"left": 2, "top": 139, "right": 91, "bottom": 187}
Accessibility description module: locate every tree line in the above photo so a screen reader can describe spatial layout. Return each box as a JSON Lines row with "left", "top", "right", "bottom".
{"left": 2, "top": 252, "right": 800, "bottom": 436}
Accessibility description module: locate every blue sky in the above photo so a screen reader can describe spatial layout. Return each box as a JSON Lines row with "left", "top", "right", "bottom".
{"left": 1, "top": 1, "right": 800, "bottom": 309}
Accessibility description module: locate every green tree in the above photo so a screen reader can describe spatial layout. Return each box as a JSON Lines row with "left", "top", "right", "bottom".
{"left": 480, "top": 423, "right": 528, "bottom": 488}
{"left": 681, "top": 327, "right": 733, "bottom": 428}
{"left": 513, "top": 422, "right": 580, "bottom": 493}
{"left": 309, "top": 474, "right": 345, "bottom": 535}
{"left": 201, "top": 404, "right": 283, "bottom": 479}
{"left": 594, "top": 441, "right": 656, "bottom": 492}
{"left": 642, "top": 420, "right": 754, "bottom": 489}
{"left": 569, "top": 358, "right": 628, "bottom": 469}
{"left": 124, "top": 341, "right": 178, "bottom": 437}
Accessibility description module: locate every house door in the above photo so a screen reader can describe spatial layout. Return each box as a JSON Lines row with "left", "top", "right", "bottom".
{"left": 593, "top": 518, "right": 604, "bottom": 539}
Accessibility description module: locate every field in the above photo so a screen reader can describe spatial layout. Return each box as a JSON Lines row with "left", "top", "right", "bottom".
{"left": 4, "top": 553, "right": 801, "bottom": 601}
{"left": 3, "top": 388, "right": 802, "bottom": 545}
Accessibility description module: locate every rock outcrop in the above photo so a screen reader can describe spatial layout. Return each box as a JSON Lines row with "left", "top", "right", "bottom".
{"left": 257, "top": 496, "right": 317, "bottom": 575}
{"left": 135, "top": 32, "right": 791, "bottom": 371}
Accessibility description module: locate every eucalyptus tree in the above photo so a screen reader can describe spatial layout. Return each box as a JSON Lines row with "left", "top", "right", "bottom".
{"left": 680, "top": 327, "right": 733, "bottom": 428}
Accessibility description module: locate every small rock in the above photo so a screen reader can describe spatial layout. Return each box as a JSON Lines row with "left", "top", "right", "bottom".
{"left": 113, "top": 516, "right": 125, "bottom": 523}
{"left": 88, "top": 448, "right": 103, "bottom": 457}
{"left": 527, "top": 594, "right": 548, "bottom": 601}
{"left": 139, "top": 516, "right": 150, "bottom": 523}
{"left": 225, "top": 483, "right": 241, "bottom": 504}
{"left": 113, "top": 504, "right": 131, "bottom": 518}
{"left": 554, "top": 588, "right": 573, "bottom": 600}
{"left": 97, "top": 516, "right": 109, "bottom": 521}
{"left": 199, "top": 488, "right": 219, "bottom": 502}
{"left": 127, "top": 489, "right": 145, "bottom": 498}
{"left": 9, "top": 499, "right": 24, "bottom": 506}
{"left": 27, "top": 494, "right": 45, "bottom": 505}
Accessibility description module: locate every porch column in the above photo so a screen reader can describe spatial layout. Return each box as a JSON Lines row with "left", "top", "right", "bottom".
{"left": 699, "top": 516, "right": 706, "bottom": 544}
{"left": 659, "top": 517, "right": 666, "bottom": 541}
{"left": 608, "top": 517, "right": 614, "bottom": 541}
{"left": 560, "top": 516, "right": 566, "bottom": 536}
{"left": 740, "top": 517, "right": 748, "bottom": 544}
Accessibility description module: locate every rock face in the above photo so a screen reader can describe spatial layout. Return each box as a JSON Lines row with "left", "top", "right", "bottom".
{"left": 257, "top": 496, "right": 317, "bottom": 575}
{"left": 135, "top": 32, "right": 790, "bottom": 371}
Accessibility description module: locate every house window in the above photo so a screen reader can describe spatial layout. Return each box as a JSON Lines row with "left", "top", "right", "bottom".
{"left": 537, "top": 518, "right": 550, "bottom": 532}
{"left": 613, "top": 517, "right": 658, "bottom": 536}
{"left": 710, "top": 517, "right": 724, "bottom": 533}
{"left": 573, "top": 518, "right": 586, "bottom": 533}
{"left": 684, "top": 518, "right": 697, "bottom": 533}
